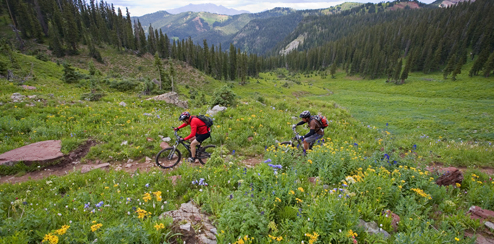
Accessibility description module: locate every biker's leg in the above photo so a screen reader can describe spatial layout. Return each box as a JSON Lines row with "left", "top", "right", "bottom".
{"left": 190, "top": 138, "right": 200, "bottom": 162}
{"left": 303, "top": 141, "right": 309, "bottom": 151}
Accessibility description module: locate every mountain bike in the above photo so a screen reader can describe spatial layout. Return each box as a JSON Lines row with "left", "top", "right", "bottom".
{"left": 155, "top": 127, "right": 216, "bottom": 169}
{"left": 276, "top": 127, "right": 321, "bottom": 155}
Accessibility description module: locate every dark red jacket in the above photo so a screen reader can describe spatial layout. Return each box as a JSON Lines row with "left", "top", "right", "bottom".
{"left": 177, "top": 116, "right": 209, "bottom": 140}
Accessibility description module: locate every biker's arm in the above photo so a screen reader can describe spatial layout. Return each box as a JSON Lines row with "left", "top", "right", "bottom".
{"left": 304, "top": 129, "right": 316, "bottom": 138}
{"left": 295, "top": 121, "right": 306, "bottom": 127}
{"left": 183, "top": 119, "right": 197, "bottom": 141}
{"left": 177, "top": 122, "right": 188, "bottom": 130}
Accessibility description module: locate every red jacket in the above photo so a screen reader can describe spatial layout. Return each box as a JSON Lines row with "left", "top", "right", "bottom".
{"left": 177, "top": 116, "right": 209, "bottom": 140}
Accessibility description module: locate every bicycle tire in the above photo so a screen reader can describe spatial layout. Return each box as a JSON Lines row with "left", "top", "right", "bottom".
{"left": 197, "top": 145, "right": 216, "bottom": 165}
{"left": 155, "top": 148, "right": 181, "bottom": 169}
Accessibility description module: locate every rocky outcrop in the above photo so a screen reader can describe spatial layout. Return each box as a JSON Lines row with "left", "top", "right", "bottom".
{"left": 147, "top": 92, "right": 188, "bottom": 109}
{"left": 159, "top": 202, "right": 216, "bottom": 244}
{"left": 435, "top": 167, "right": 463, "bottom": 186}
{"left": 0, "top": 140, "right": 64, "bottom": 166}
{"left": 206, "top": 105, "right": 227, "bottom": 116}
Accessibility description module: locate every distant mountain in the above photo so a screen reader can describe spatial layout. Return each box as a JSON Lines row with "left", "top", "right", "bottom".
{"left": 430, "top": 0, "right": 476, "bottom": 8}
{"left": 167, "top": 3, "right": 249, "bottom": 15}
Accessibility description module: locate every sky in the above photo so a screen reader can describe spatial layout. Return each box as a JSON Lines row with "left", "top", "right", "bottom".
{"left": 111, "top": 0, "right": 437, "bottom": 17}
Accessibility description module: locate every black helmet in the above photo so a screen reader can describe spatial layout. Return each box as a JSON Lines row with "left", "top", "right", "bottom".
{"left": 179, "top": 111, "right": 190, "bottom": 121}
{"left": 299, "top": 110, "right": 310, "bottom": 118}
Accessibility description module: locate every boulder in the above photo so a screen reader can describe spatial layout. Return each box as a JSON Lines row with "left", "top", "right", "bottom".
{"left": 435, "top": 167, "right": 463, "bottom": 186}
{"left": 206, "top": 105, "right": 227, "bottom": 116}
{"left": 382, "top": 210, "right": 400, "bottom": 232}
{"left": 169, "top": 175, "right": 182, "bottom": 186}
{"left": 22, "top": 85, "right": 36, "bottom": 90}
{"left": 160, "top": 202, "right": 217, "bottom": 244}
{"left": 358, "top": 219, "right": 390, "bottom": 239}
{"left": 147, "top": 92, "right": 188, "bottom": 109}
{"left": 81, "top": 163, "right": 110, "bottom": 174}
{"left": 467, "top": 206, "right": 494, "bottom": 223}
{"left": 464, "top": 232, "right": 494, "bottom": 244}
{"left": 0, "top": 140, "right": 64, "bottom": 166}
{"left": 160, "top": 142, "right": 170, "bottom": 149}
{"left": 11, "top": 93, "right": 25, "bottom": 102}
{"left": 119, "top": 101, "right": 127, "bottom": 107}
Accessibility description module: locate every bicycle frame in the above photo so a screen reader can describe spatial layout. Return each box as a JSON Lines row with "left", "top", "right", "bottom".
{"left": 169, "top": 127, "right": 200, "bottom": 159}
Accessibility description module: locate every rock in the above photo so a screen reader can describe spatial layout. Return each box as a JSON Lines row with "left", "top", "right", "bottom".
{"left": 180, "top": 222, "right": 191, "bottom": 231}
{"left": 309, "top": 177, "right": 319, "bottom": 185}
{"left": 162, "top": 137, "right": 171, "bottom": 142}
{"left": 436, "top": 167, "right": 463, "bottom": 186}
{"left": 358, "top": 219, "right": 390, "bottom": 239}
{"left": 146, "top": 137, "right": 154, "bottom": 142}
{"left": 22, "top": 85, "right": 36, "bottom": 90}
{"left": 486, "top": 221, "right": 494, "bottom": 231}
{"left": 169, "top": 175, "right": 182, "bottom": 186}
{"left": 206, "top": 105, "right": 227, "bottom": 116}
{"left": 0, "top": 140, "right": 64, "bottom": 166}
{"left": 147, "top": 92, "right": 188, "bottom": 109}
{"left": 323, "top": 185, "right": 330, "bottom": 189}
{"left": 121, "top": 141, "right": 128, "bottom": 146}
{"left": 160, "top": 142, "right": 170, "bottom": 149}
{"left": 468, "top": 206, "right": 494, "bottom": 223}
{"left": 382, "top": 210, "right": 400, "bottom": 232}
{"left": 127, "top": 159, "right": 134, "bottom": 163}
{"left": 292, "top": 116, "right": 298, "bottom": 120}
{"left": 119, "top": 101, "right": 126, "bottom": 107}
{"left": 115, "top": 166, "right": 123, "bottom": 171}
{"left": 464, "top": 231, "right": 494, "bottom": 244}
{"left": 125, "top": 163, "right": 132, "bottom": 168}
{"left": 145, "top": 157, "right": 152, "bottom": 164}
{"left": 28, "top": 95, "right": 37, "bottom": 99}
{"left": 81, "top": 163, "right": 110, "bottom": 174}
{"left": 11, "top": 93, "right": 25, "bottom": 102}
{"left": 248, "top": 137, "right": 254, "bottom": 141}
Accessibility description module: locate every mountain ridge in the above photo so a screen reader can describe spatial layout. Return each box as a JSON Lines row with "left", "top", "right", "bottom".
{"left": 166, "top": 3, "right": 249, "bottom": 15}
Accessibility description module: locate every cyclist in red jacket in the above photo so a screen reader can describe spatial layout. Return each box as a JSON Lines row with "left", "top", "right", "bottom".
{"left": 174, "top": 111, "right": 211, "bottom": 162}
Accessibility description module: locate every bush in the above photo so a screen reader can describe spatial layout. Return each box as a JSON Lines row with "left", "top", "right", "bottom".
{"left": 211, "top": 85, "right": 237, "bottom": 107}
{"left": 35, "top": 53, "right": 49, "bottom": 62}
{"left": 62, "top": 63, "right": 78, "bottom": 83}
{"left": 110, "top": 78, "right": 140, "bottom": 92}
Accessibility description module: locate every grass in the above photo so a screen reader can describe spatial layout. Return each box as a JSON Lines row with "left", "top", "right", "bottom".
{"left": 1, "top": 46, "right": 494, "bottom": 243}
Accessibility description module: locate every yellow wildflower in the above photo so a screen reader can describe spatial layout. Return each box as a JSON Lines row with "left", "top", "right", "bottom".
{"left": 143, "top": 193, "right": 152, "bottom": 202}
{"left": 91, "top": 223, "right": 103, "bottom": 232}
{"left": 42, "top": 233, "right": 59, "bottom": 244}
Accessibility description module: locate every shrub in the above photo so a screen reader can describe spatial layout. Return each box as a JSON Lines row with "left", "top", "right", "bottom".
{"left": 110, "top": 78, "right": 140, "bottom": 92}
{"left": 210, "top": 85, "right": 237, "bottom": 107}
{"left": 62, "top": 63, "right": 78, "bottom": 83}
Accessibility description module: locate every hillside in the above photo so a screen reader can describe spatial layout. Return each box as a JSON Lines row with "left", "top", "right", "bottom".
{"left": 166, "top": 3, "right": 249, "bottom": 15}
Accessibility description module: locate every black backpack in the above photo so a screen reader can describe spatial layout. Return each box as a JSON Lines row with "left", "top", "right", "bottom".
{"left": 195, "top": 115, "right": 213, "bottom": 129}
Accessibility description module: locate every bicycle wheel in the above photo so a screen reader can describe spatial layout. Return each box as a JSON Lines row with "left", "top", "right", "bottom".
{"left": 277, "top": 142, "right": 295, "bottom": 152}
{"left": 197, "top": 145, "right": 216, "bottom": 165}
{"left": 155, "top": 148, "right": 181, "bottom": 169}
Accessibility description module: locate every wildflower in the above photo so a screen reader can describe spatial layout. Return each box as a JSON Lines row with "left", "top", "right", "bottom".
{"left": 42, "top": 233, "right": 59, "bottom": 244}
{"left": 91, "top": 223, "right": 103, "bottom": 232}
{"left": 298, "top": 187, "right": 304, "bottom": 192}
{"left": 345, "top": 176, "right": 356, "bottom": 184}
{"left": 154, "top": 223, "right": 165, "bottom": 231}
{"left": 456, "top": 183, "right": 461, "bottom": 188}
{"left": 455, "top": 237, "right": 460, "bottom": 241}
{"left": 264, "top": 159, "right": 272, "bottom": 163}
{"left": 145, "top": 183, "right": 149, "bottom": 187}
{"left": 96, "top": 201, "right": 104, "bottom": 208}
{"left": 153, "top": 191, "right": 162, "bottom": 201}
{"left": 55, "top": 225, "right": 70, "bottom": 235}
{"left": 143, "top": 193, "right": 152, "bottom": 202}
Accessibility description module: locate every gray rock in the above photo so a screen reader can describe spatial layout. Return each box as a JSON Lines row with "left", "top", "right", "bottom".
{"left": 119, "top": 101, "right": 127, "bottom": 107}
{"left": 125, "top": 163, "right": 132, "bottom": 168}
{"left": 179, "top": 222, "right": 191, "bottom": 231}
{"left": 323, "top": 185, "right": 330, "bottom": 189}
{"left": 11, "top": 93, "right": 25, "bottom": 102}
{"left": 485, "top": 221, "right": 494, "bottom": 231}
{"left": 210, "top": 228, "right": 217, "bottom": 235}
{"left": 206, "top": 105, "right": 227, "bottom": 116}
{"left": 358, "top": 219, "right": 390, "bottom": 239}
{"left": 0, "top": 140, "right": 63, "bottom": 166}
{"left": 28, "top": 95, "right": 37, "bottom": 99}
{"left": 147, "top": 92, "right": 188, "bottom": 109}
{"left": 81, "top": 163, "right": 110, "bottom": 174}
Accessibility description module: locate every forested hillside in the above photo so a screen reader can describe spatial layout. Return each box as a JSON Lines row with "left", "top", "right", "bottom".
{"left": 1, "top": 0, "right": 493, "bottom": 82}
{"left": 267, "top": 0, "right": 494, "bottom": 81}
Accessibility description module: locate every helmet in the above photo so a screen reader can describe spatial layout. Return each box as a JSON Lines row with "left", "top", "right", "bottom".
{"left": 179, "top": 111, "right": 190, "bottom": 121}
{"left": 299, "top": 110, "right": 311, "bottom": 118}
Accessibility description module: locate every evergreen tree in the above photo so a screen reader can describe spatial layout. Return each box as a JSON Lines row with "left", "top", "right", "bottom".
{"left": 154, "top": 52, "right": 164, "bottom": 90}
{"left": 49, "top": 23, "right": 65, "bottom": 57}
{"left": 469, "top": 48, "right": 490, "bottom": 76}
{"left": 483, "top": 51, "right": 494, "bottom": 77}
{"left": 330, "top": 62, "right": 337, "bottom": 78}
{"left": 229, "top": 43, "right": 236, "bottom": 80}
{"left": 63, "top": 1, "right": 79, "bottom": 55}
{"left": 400, "top": 55, "right": 412, "bottom": 84}
{"left": 62, "top": 62, "right": 78, "bottom": 83}
{"left": 443, "top": 54, "right": 457, "bottom": 79}
{"left": 392, "top": 59, "right": 402, "bottom": 83}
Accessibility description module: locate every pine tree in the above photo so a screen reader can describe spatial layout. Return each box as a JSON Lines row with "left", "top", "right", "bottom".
{"left": 62, "top": 62, "right": 78, "bottom": 83}
{"left": 49, "top": 22, "right": 65, "bottom": 57}
{"left": 229, "top": 43, "right": 236, "bottom": 80}
{"left": 392, "top": 59, "right": 402, "bottom": 83}
{"left": 154, "top": 52, "right": 163, "bottom": 90}
{"left": 330, "top": 62, "right": 337, "bottom": 78}
{"left": 63, "top": 1, "right": 79, "bottom": 55}
{"left": 483, "top": 51, "right": 494, "bottom": 77}
{"left": 443, "top": 54, "right": 457, "bottom": 79}
{"left": 469, "top": 48, "right": 490, "bottom": 76}
{"left": 400, "top": 55, "right": 412, "bottom": 84}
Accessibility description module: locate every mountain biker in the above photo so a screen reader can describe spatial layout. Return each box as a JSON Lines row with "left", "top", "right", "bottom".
{"left": 292, "top": 110, "right": 324, "bottom": 152}
{"left": 174, "top": 111, "right": 211, "bottom": 162}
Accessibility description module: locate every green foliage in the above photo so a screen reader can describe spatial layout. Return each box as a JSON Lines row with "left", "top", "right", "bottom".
{"left": 211, "top": 85, "right": 237, "bottom": 107}
{"left": 62, "top": 63, "right": 78, "bottom": 83}
{"left": 109, "top": 78, "right": 140, "bottom": 92}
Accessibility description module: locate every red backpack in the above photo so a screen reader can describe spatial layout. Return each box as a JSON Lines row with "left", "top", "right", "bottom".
{"left": 314, "top": 115, "right": 328, "bottom": 129}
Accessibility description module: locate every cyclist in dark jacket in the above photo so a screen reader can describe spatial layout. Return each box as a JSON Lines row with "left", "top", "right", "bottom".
{"left": 293, "top": 110, "right": 324, "bottom": 151}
